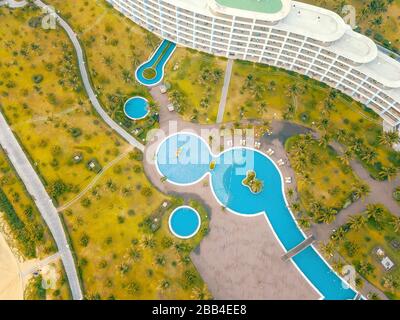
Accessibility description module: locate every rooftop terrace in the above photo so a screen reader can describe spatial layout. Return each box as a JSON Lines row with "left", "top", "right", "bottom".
{"left": 215, "top": 0, "right": 283, "bottom": 14}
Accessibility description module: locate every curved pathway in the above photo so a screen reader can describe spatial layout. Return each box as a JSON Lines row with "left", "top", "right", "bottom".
{"left": 0, "top": 113, "right": 82, "bottom": 300}
{"left": 0, "top": 0, "right": 27, "bottom": 8}
{"left": 34, "top": 0, "right": 145, "bottom": 152}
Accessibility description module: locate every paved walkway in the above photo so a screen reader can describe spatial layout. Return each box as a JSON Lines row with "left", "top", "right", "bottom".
{"left": 145, "top": 87, "right": 320, "bottom": 299}
{"left": 0, "top": 0, "right": 27, "bottom": 8}
{"left": 312, "top": 143, "right": 400, "bottom": 244}
{"left": 0, "top": 112, "right": 82, "bottom": 300}
{"left": 216, "top": 59, "right": 233, "bottom": 123}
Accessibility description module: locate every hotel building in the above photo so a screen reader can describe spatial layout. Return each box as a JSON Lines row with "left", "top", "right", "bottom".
{"left": 107, "top": 0, "right": 400, "bottom": 134}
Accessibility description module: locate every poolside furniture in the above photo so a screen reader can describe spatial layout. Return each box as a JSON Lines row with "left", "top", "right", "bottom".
{"left": 240, "top": 139, "right": 246, "bottom": 146}
{"left": 159, "top": 85, "right": 167, "bottom": 94}
{"left": 226, "top": 140, "right": 232, "bottom": 146}
{"left": 167, "top": 103, "right": 175, "bottom": 112}
{"left": 266, "top": 148, "right": 275, "bottom": 156}
{"left": 285, "top": 177, "right": 292, "bottom": 184}
{"left": 278, "top": 159, "right": 285, "bottom": 166}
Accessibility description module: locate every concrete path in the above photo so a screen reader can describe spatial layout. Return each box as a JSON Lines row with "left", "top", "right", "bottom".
{"left": 1, "top": 0, "right": 27, "bottom": 8}
{"left": 34, "top": 0, "right": 145, "bottom": 152}
{"left": 216, "top": 59, "right": 233, "bottom": 123}
{"left": 0, "top": 113, "right": 83, "bottom": 300}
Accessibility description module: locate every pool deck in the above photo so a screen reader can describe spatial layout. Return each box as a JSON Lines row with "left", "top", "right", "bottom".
{"left": 145, "top": 84, "right": 391, "bottom": 300}
{"left": 145, "top": 142, "right": 319, "bottom": 299}
{"left": 144, "top": 88, "right": 320, "bottom": 299}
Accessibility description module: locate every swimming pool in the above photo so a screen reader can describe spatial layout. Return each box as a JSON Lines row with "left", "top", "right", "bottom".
{"left": 156, "top": 132, "right": 358, "bottom": 300}
{"left": 124, "top": 96, "right": 149, "bottom": 120}
{"left": 135, "top": 40, "right": 176, "bottom": 86}
{"left": 169, "top": 206, "right": 201, "bottom": 239}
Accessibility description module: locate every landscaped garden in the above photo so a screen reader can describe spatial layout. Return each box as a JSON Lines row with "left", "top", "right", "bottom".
{"left": 225, "top": 61, "right": 400, "bottom": 180}
{"left": 164, "top": 47, "right": 227, "bottom": 123}
{"left": 285, "top": 134, "right": 363, "bottom": 225}
{"left": 303, "top": 0, "right": 400, "bottom": 56}
{"left": 60, "top": 150, "right": 210, "bottom": 299}
{"left": 323, "top": 204, "right": 400, "bottom": 299}
{"left": 0, "top": 4, "right": 211, "bottom": 299}
{"left": 45, "top": 0, "right": 162, "bottom": 142}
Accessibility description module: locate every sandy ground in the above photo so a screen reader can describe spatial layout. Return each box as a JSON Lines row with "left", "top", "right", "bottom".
{"left": 0, "top": 231, "right": 23, "bottom": 300}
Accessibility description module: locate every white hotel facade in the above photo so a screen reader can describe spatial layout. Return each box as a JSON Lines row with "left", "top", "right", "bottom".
{"left": 107, "top": 0, "right": 400, "bottom": 132}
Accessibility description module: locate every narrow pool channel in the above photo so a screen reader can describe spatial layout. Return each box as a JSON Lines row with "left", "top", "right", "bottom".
{"left": 135, "top": 39, "right": 176, "bottom": 86}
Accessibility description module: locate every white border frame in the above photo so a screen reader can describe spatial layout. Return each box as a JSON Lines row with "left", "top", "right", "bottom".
{"left": 154, "top": 131, "right": 362, "bottom": 300}
{"left": 123, "top": 96, "right": 150, "bottom": 120}
{"left": 168, "top": 205, "right": 201, "bottom": 239}
{"left": 135, "top": 39, "right": 176, "bottom": 87}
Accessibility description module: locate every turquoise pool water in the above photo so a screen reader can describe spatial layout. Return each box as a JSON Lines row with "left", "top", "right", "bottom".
{"left": 156, "top": 133, "right": 357, "bottom": 300}
{"left": 169, "top": 206, "right": 201, "bottom": 239}
{"left": 136, "top": 40, "right": 176, "bottom": 86}
{"left": 124, "top": 96, "right": 149, "bottom": 120}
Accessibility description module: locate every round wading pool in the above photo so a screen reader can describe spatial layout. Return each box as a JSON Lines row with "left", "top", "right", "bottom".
{"left": 124, "top": 96, "right": 149, "bottom": 120}
{"left": 169, "top": 206, "right": 201, "bottom": 239}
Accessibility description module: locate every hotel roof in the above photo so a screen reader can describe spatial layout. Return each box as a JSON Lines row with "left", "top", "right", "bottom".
{"left": 165, "top": 0, "right": 400, "bottom": 90}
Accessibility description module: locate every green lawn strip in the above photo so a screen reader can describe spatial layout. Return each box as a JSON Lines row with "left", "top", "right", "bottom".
{"left": 336, "top": 207, "right": 400, "bottom": 299}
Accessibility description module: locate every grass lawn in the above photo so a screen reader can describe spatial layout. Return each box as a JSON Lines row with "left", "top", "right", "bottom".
{"left": 335, "top": 206, "right": 400, "bottom": 299}
{"left": 45, "top": 0, "right": 162, "bottom": 142}
{"left": 225, "top": 61, "right": 400, "bottom": 178}
{"left": 61, "top": 152, "right": 210, "bottom": 299}
{"left": 164, "top": 47, "right": 227, "bottom": 124}
{"left": 0, "top": 6, "right": 210, "bottom": 299}
{"left": 0, "top": 5, "right": 128, "bottom": 205}
{"left": 302, "top": 0, "right": 400, "bottom": 54}
{"left": 285, "top": 135, "right": 361, "bottom": 222}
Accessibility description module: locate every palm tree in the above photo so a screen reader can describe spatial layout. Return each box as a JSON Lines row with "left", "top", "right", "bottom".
{"left": 298, "top": 216, "right": 311, "bottom": 229}
{"left": 361, "top": 149, "right": 377, "bottom": 164}
{"left": 338, "top": 149, "right": 353, "bottom": 166}
{"left": 318, "top": 134, "right": 330, "bottom": 148}
{"left": 252, "top": 84, "right": 265, "bottom": 100}
{"left": 335, "top": 129, "right": 347, "bottom": 143}
{"left": 365, "top": 204, "right": 384, "bottom": 221}
{"left": 391, "top": 216, "right": 400, "bottom": 233}
{"left": 348, "top": 214, "right": 366, "bottom": 231}
{"left": 257, "top": 102, "right": 267, "bottom": 115}
{"left": 351, "top": 183, "right": 370, "bottom": 201}
{"left": 379, "top": 131, "right": 400, "bottom": 146}
{"left": 287, "top": 83, "right": 301, "bottom": 109}
{"left": 317, "top": 118, "right": 330, "bottom": 131}
{"left": 379, "top": 166, "right": 398, "bottom": 181}
{"left": 321, "top": 241, "right": 335, "bottom": 258}
{"left": 290, "top": 202, "right": 301, "bottom": 213}
{"left": 331, "top": 227, "right": 346, "bottom": 242}
{"left": 318, "top": 208, "right": 337, "bottom": 224}
{"left": 251, "top": 179, "right": 263, "bottom": 193}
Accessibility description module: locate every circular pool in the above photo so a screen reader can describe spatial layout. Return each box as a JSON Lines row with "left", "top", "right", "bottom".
{"left": 169, "top": 206, "right": 201, "bottom": 239}
{"left": 124, "top": 96, "right": 149, "bottom": 120}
